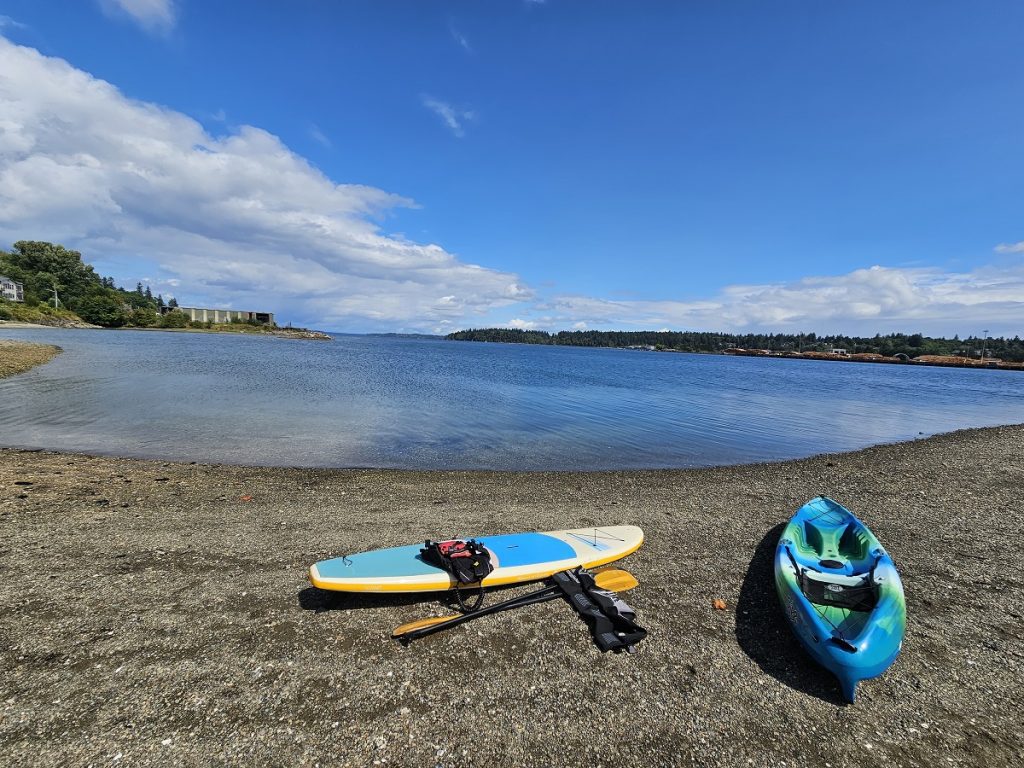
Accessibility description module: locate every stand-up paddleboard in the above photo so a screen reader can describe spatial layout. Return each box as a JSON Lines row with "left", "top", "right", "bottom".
{"left": 775, "top": 497, "right": 906, "bottom": 703}
{"left": 309, "top": 526, "right": 644, "bottom": 593}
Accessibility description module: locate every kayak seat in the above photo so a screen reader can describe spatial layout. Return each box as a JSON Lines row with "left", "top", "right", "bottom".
{"left": 799, "top": 569, "right": 878, "bottom": 612}
{"left": 838, "top": 523, "right": 870, "bottom": 562}
{"left": 803, "top": 521, "right": 825, "bottom": 555}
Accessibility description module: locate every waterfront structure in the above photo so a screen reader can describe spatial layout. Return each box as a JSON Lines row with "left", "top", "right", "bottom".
{"left": 159, "top": 305, "right": 274, "bottom": 325}
{"left": 0, "top": 275, "right": 25, "bottom": 302}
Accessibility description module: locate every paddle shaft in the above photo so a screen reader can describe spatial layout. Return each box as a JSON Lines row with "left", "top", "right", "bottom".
{"left": 398, "top": 584, "right": 562, "bottom": 643}
{"left": 394, "top": 568, "right": 638, "bottom": 643}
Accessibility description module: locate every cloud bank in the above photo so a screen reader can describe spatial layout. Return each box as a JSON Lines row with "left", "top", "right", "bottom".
{"left": 514, "top": 263, "right": 1024, "bottom": 337}
{"left": 0, "top": 38, "right": 529, "bottom": 331}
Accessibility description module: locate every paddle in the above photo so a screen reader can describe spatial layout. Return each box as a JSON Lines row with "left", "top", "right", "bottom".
{"left": 392, "top": 568, "right": 639, "bottom": 643}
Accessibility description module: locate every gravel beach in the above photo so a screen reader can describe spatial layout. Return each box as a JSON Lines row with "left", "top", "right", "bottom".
{"left": 0, "top": 339, "right": 62, "bottom": 379}
{"left": 1, "top": 426, "right": 1022, "bottom": 767}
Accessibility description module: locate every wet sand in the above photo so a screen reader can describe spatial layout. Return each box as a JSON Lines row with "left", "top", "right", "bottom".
{"left": 1, "top": 425, "right": 1022, "bottom": 767}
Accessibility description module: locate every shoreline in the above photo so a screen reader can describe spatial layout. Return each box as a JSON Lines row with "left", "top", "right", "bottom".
{"left": 0, "top": 320, "right": 332, "bottom": 341}
{"left": 1, "top": 425, "right": 1021, "bottom": 765}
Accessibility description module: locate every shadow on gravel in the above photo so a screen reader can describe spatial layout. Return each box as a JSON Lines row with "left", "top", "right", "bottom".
{"left": 297, "top": 587, "right": 435, "bottom": 612}
{"left": 297, "top": 582, "right": 529, "bottom": 613}
{"left": 735, "top": 522, "right": 846, "bottom": 706}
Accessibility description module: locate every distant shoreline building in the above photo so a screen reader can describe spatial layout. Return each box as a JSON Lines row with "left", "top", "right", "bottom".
{"left": 0, "top": 275, "right": 25, "bottom": 302}
{"left": 159, "top": 305, "right": 274, "bottom": 326}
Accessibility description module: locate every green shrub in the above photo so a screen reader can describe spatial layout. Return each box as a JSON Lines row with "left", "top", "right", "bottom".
{"left": 130, "top": 308, "right": 158, "bottom": 327}
{"left": 157, "top": 310, "right": 189, "bottom": 328}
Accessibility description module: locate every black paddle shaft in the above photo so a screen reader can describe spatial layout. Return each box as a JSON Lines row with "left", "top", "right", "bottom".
{"left": 399, "top": 583, "right": 561, "bottom": 644}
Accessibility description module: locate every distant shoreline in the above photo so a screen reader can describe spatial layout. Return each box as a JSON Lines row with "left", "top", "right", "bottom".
{"left": 0, "top": 319, "right": 332, "bottom": 341}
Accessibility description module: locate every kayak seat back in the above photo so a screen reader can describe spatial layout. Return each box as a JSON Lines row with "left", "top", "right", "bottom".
{"left": 838, "top": 523, "right": 871, "bottom": 561}
{"left": 800, "top": 569, "right": 878, "bottom": 612}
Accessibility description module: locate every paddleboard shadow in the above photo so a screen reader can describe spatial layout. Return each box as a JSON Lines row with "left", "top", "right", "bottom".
{"left": 734, "top": 522, "right": 847, "bottom": 705}
{"left": 296, "top": 580, "right": 531, "bottom": 613}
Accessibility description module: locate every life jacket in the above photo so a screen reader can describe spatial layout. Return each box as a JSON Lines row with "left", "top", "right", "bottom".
{"left": 552, "top": 568, "right": 648, "bottom": 652}
{"left": 420, "top": 539, "right": 494, "bottom": 612}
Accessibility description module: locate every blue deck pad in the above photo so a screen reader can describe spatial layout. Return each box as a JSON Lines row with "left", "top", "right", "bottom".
{"left": 477, "top": 532, "right": 576, "bottom": 568}
{"left": 316, "top": 532, "right": 577, "bottom": 580}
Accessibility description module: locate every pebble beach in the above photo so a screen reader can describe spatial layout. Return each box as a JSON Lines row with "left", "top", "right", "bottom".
{"left": 0, "top": 339, "right": 62, "bottom": 379}
{"left": 1, "top": 424, "right": 1021, "bottom": 767}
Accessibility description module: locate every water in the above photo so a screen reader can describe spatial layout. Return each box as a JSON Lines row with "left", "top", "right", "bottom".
{"left": 1, "top": 328, "right": 1022, "bottom": 470}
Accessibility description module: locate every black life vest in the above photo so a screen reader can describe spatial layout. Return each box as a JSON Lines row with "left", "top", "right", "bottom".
{"left": 420, "top": 539, "right": 493, "bottom": 584}
{"left": 552, "top": 568, "right": 648, "bottom": 652}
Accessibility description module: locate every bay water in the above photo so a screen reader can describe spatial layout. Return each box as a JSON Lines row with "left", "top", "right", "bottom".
{"left": 1, "top": 328, "right": 1022, "bottom": 470}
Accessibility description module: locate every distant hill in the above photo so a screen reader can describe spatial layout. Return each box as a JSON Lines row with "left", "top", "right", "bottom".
{"left": 447, "top": 328, "right": 1024, "bottom": 363}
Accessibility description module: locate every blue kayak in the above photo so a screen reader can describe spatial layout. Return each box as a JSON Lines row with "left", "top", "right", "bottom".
{"left": 774, "top": 496, "right": 906, "bottom": 702}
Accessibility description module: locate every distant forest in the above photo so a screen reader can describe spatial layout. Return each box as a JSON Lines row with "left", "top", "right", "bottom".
{"left": 447, "top": 328, "right": 1024, "bottom": 363}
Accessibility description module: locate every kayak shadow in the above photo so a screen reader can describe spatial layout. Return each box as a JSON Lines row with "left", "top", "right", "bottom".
{"left": 734, "top": 522, "right": 847, "bottom": 705}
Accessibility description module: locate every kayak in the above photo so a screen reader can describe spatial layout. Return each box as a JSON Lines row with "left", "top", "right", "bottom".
{"left": 309, "top": 525, "right": 644, "bottom": 593}
{"left": 774, "top": 496, "right": 906, "bottom": 702}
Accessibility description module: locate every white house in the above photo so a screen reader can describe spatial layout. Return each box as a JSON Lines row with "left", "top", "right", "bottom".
{"left": 0, "top": 275, "right": 25, "bottom": 302}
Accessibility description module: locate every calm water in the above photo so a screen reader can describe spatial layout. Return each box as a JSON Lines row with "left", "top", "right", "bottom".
{"left": 1, "top": 328, "right": 1022, "bottom": 470}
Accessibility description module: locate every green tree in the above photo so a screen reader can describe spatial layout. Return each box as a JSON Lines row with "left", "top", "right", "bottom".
{"left": 129, "top": 307, "right": 158, "bottom": 327}
{"left": 76, "top": 293, "right": 130, "bottom": 327}
{"left": 158, "top": 310, "right": 189, "bottom": 328}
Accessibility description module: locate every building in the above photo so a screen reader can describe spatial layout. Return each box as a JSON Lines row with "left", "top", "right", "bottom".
{"left": 159, "top": 305, "right": 274, "bottom": 325}
{"left": 0, "top": 275, "right": 25, "bottom": 302}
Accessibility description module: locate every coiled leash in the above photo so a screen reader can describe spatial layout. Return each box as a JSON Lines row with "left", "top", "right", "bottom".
{"left": 420, "top": 539, "right": 494, "bottom": 613}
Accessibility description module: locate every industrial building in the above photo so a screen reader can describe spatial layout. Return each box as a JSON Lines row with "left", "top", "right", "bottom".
{"left": 160, "top": 305, "right": 274, "bottom": 325}
{"left": 0, "top": 275, "right": 25, "bottom": 302}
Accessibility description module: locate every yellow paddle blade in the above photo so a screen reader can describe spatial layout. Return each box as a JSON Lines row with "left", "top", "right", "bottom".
{"left": 392, "top": 614, "right": 460, "bottom": 635}
{"left": 390, "top": 568, "right": 638, "bottom": 637}
{"left": 593, "top": 568, "right": 639, "bottom": 593}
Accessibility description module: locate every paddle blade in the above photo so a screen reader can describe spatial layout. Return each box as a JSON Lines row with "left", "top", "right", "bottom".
{"left": 392, "top": 614, "right": 455, "bottom": 636}
{"left": 592, "top": 568, "right": 639, "bottom": 593}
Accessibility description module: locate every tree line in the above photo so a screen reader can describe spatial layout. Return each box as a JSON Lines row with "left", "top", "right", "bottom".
{"left": 0, "top": 240, "right": 183, "bottom": 328}
{"left": 447, "top": 328, "right": 1024, "bottom": 362}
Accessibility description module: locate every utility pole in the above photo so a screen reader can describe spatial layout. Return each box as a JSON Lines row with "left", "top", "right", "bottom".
{"left": 51, "top": 288, "right": 60, "bottom": 309}
{"left": 981, "top": 329, "right": 989, "bottom": 361}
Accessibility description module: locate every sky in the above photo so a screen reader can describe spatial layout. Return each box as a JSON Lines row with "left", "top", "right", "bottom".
{"left": 0, "top": 1, "right": 1022, "bottom": 336}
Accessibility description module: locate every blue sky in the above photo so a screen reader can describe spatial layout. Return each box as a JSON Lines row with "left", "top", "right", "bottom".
{"left": 0, "top": 1, "right": 1022, "bottom": 335}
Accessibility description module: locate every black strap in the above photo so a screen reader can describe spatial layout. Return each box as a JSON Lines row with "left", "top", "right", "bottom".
{"left": 454, "top": 582, "right": 485, "bottom": 613}
{"left": 552, "top": 568, "right": 647, "bottom": 652}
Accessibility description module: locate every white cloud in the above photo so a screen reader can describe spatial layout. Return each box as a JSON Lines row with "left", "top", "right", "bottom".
{"left": 532, "top": 264, "right": 1024, "bottom": 337}
{"left": 421, "top": 95, "right": 475, "bottom": 138}
{"left": 0, "top": 15, "right": 27, "bottom": 30}
{"left": 99, "top": 0, "right": 176, "bottom": 33}
{"left": 507, "top": 318, "right": 539, "bottom": 330}
{"left": 0, "top": 38, "right": 530, "bottom": 331}
{"left": 449, "top": 21, "right": 471, "bottom": 52}
{"left": 309, "top": 124, "right": 331, "bottom": 148}
{"left": 995, "top": 241, "right": 1024, "bottom": 254}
